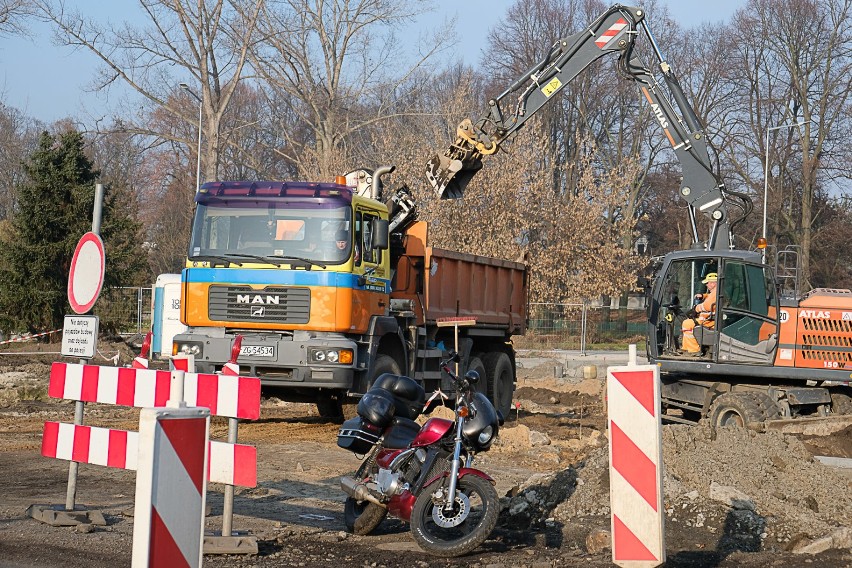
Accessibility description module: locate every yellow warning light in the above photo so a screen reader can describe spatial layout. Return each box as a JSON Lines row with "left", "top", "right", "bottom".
{"left": 757, "top": 237, "right": 767, "bottom": 249}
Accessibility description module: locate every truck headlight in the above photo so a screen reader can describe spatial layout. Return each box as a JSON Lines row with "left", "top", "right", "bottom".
{"left": 174, "top": 342, "right": 202, "bottom": 356}
{"left": 309, "top": 348, "right": 353, "bottom": 365}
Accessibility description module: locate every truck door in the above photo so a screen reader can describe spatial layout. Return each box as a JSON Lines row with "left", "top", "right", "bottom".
{"left": 716, "top": 260, "right": 778, "bottom": 364}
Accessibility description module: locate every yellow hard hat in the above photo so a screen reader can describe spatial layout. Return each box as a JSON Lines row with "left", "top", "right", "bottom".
{"left": 702, "top": 272, "right": 718, "bottom": 284}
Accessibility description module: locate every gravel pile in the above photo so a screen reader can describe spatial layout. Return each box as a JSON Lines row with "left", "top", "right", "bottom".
{"left": 504, "top": 424, "right": 852, "bottom": 546}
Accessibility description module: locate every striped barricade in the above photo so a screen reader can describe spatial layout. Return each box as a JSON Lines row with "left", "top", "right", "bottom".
{"left": 34, "top": 362, "right": 261, "bottom": 547}
{"left": 606, "top": 346, "right": 665, "bottom": 568}
{"left": 41, "top": 422, "right": 257, "bottom": 487}
{"left": 47, "top": 362, "right": 261, "bottom": 420}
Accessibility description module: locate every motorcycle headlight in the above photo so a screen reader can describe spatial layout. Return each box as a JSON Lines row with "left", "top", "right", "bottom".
{"left": 478, "top": 425, "right": 494, "bottom": 445}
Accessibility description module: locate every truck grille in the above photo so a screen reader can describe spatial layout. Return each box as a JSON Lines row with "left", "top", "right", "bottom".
{"left": 208, "top": 285, "right": 310, "bottom": 324}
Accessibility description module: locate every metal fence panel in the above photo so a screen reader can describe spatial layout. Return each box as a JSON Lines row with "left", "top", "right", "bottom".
{"left": 92, "top": 287, "right": 152, "bottom": 336}
{"left": 514, "top": 302, "right": 646, "bottom": 352}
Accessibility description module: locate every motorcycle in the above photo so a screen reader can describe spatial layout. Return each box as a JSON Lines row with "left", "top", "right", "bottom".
{"left": 337, "top": 353, "right": 503, "bottom": 557}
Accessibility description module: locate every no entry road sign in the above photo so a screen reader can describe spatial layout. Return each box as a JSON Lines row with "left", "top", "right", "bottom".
{"left": 68, "top": 232, "right": 105, "bottom": 314}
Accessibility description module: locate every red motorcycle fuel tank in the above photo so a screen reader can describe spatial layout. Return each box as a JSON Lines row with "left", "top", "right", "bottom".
{"left": 410, "top": 417, "right": 454, "bottom": 448}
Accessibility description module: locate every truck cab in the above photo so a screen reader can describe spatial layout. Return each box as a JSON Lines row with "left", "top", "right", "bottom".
{"left": 174, "top": 180, "right": 395, "bottom": 403}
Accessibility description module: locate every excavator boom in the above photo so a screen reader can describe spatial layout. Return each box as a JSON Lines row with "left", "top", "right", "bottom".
{"left": 425, "top": 4, "right": 753, "bottom": 252}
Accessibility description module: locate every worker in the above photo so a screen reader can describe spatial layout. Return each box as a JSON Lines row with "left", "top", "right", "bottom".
{"left": 334, "top": 230, "right": 349, "bottom": 253}
{"left": 681, "top": 272, "right": 717, "bottom": 355}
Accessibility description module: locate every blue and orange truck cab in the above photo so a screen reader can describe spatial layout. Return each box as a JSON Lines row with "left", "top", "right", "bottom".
{"left": 173, "top": 169, "right": 528, "bottom": 418}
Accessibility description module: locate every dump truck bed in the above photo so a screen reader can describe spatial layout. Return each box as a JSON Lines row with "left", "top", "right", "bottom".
{"left": 390, "top": 222, "right": 527, "bottom": 335}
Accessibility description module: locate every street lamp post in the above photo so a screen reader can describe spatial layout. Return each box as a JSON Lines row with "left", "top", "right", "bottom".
{"left": 762, "top": 120, "right": 811, "bottom": 262}
{"left": 179, "top": 83, "right": 203, "bottom": 193}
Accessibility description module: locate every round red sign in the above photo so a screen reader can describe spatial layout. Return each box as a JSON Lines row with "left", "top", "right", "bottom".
{"left": 68, "top": 232, "right": 106, "bottom": 314}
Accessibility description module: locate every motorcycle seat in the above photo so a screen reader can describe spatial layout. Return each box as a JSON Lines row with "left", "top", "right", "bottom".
{"left": 382, "top": 416, "right": 421, "bottom": 449}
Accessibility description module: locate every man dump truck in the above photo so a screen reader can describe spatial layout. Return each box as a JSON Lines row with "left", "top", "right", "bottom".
{"left": 426, "top": 4, "right": 852, "bottom": 426}
{"left": 172, "top": 168, "right": 527, "bottom": 418}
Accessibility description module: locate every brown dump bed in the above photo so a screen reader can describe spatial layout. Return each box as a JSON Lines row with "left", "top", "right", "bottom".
{"left": 391, "top": 222, "right": 527, "bottom": 335}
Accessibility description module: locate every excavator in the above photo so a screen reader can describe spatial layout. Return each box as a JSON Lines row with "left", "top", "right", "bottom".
{"left": 426, "top": 4, "right": 852, "bottom": 427}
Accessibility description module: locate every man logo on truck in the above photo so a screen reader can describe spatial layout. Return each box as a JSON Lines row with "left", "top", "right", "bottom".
{"left": 251, "top": 306, "right": 265, "bottom": 317}
{"left": 237, "top": 294, "right": 281, "bottom": 305}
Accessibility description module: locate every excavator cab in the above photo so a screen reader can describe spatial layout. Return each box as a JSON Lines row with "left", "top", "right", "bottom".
{"left": 649, "top": 250, "right": 779, "bottom": 366}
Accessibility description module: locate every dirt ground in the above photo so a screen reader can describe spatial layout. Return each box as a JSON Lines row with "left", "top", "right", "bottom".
{"left": 0, "top": 342, "right": 851, "bottom": 567}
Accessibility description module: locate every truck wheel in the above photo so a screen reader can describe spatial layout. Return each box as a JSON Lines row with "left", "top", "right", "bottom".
{"left": 316, "top": 394, "right": 344, "bottom": 423}
{"left": 467, "top": 356, "right": 487, "bottom": 395}
{"left": 369, "top": 354, "right": 401, "bottom": 387}
{"left": 484, "top": 351, "right": 513, "bottom": 418}
{"left": 708, "top": 392, "right": 769, "bottom": 428}
{"left": 830, "top": 391, "right": 852, "bottom": 415}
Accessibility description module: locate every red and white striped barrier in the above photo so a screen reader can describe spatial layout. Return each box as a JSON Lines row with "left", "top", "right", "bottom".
{"left": 48, "top": 362, "right": 261, "bottom": 420}
{"left": 607, "top": 346, "right": 665, "bottom": 568}
{"left": 132, "top": 407, "right": 209, "bottom": 568}
{"left": 41, "top": 422, "right": 257, "bottom": 487}
{"left": 0, "top": 328, "right": 62, "bottom": 345}
{"left": 131, "top": 332, "right": 152, "bottom": 369}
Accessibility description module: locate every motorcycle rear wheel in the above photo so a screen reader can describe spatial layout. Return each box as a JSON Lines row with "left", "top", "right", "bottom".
{"left": 343, "top": 496, "right": 387, "bottom": 535}
{"left": 409, "top": 475, "right": 499, "bottom": 557}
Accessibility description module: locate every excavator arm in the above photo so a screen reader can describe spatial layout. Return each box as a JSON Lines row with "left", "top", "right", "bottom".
{"left": 425, "top": 4, "right": 752, "bottom": 252}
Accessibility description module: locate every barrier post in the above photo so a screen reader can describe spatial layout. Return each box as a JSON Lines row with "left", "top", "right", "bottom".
{"left": 203, "top": 345, "right": 259, "bottom": 555}
{"left": 64, "top": 396, "right": 85, "bottom": 512}
{"left": 131, "top": 405, "right": 210, "bottom": 568}
{"left": 607, "top": 344, "right": 665, "bottom": 567}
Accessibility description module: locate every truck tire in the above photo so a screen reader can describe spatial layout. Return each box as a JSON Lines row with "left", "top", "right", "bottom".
{"left": 708, "top": 392, "right": 771, "bottom": 428}
{"left": 830, "top": 391, "right": 852, "bottom": 415}
{"left": 369, "top": 354, "right": 401, "bottom": 387}
{"left": 316, "top": 394, "right": 344, "bottom": 423}
{"left": 484, "top": 351, "right": 513, "bottom": 418}
{"left": 467, "top": 356, "right": 487, "bottom": 395}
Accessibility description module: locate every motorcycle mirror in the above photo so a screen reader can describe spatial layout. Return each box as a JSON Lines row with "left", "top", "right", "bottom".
{"left": 464, "top": 370, "right": 480, "bottom": 384}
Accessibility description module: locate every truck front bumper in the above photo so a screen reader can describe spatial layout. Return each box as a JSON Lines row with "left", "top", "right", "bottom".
{"left": 172, "top": 329, "right": 361, "bottom": 390}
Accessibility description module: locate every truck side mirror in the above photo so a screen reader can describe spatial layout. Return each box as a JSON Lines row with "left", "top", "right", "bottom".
{"left": 373, "top": 219, "right": 389, "bottom": 250}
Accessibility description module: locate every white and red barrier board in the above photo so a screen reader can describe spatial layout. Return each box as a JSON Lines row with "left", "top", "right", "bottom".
{"left": 49, "top": 362, "right": 261, "bottom": 420}
{"left": 132, "top": 407, "right": 209, "bottom": 568}
{"left": 607, "top": 364, "right": 665, "bottom": 568}
{"left": 41, "top": 422, "right": 257, "bottom": 487}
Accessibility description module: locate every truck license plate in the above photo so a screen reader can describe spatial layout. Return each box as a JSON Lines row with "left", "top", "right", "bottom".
{"left": 239, "top": 345, "right": 275, "bottom": 358}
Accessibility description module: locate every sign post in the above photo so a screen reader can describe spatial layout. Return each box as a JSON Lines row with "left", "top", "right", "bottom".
{"left": 63, "top": 183, "right": 106, "bottom": 515}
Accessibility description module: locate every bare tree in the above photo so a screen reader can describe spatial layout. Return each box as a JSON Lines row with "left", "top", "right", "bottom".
{"left": 0, "top": 0, "right": 33, "bottom": 35}
{"left": 250, "top": 0, "right": 450, "bottom": 180}
{"left": 726, "top": 0, "right": 852, "bottom": 286}
{"left": 367, "top": 70, "right": 641, "bottom": 303}
{"left": 34, "top": 0, "right": 263, "bottom": 183}
{"left": 0, "top": 103, "right": 42, "bottom": 220}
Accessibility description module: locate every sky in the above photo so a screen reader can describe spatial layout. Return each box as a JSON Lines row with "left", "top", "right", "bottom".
{"left": 0, "top": 1, "right": 746, "bottom": 124}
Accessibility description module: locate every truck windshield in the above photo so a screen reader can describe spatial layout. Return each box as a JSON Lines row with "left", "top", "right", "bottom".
{"left": 188, "top": 200, "right": 353, "bottom": 266}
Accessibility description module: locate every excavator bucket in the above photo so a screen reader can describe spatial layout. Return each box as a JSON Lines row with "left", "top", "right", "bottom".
{"left": 425, "top": 154, "right": 483, "bottom": 200}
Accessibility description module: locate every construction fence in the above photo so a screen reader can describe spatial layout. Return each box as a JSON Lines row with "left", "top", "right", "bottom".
{"left": 3, "top": 292, "right": 646, "bottom": 353}
{"left": 85, "top": 295, "right": 649, "bottom": 351}
{"left": 92, "top": 287, "right": 153, "bottom": 337}
{"left": 513, "top": 302, "right": 648, "bottom": 353}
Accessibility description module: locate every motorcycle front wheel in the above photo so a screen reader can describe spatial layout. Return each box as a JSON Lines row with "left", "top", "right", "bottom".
{"left": 344, "top": 496, "right": 387, "bottom": 535}
{"left": 409, "top": 474, "right": 499, "bottom": 557}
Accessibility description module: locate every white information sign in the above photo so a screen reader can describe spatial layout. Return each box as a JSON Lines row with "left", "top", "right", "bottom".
{"left": 61, "top": 315, "right": 99, "bottom": 359}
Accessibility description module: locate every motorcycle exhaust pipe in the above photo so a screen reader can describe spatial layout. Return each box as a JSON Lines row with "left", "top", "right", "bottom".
{"left": 340, "top": 476, "right": 386, "bottom": 508}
